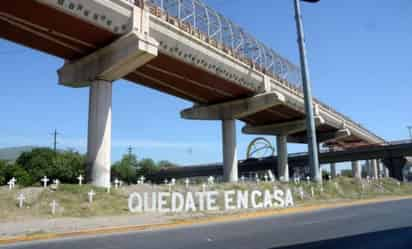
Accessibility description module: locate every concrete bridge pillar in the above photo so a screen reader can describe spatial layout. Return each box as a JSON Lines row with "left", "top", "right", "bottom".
{"left": 222, "top": 119, "right": 238, "bottom": 182}
{"left": 377, "top": 160, "right": 383, "bottom": 178}
{"left": 383, "top": 157, "right": 407, "bottom": 181}
{"left": 330, "top": 163, "right": 337, "bottom": 178}
{"left": 371, "top": 159, "right": 379, "bottom": 179}
{"left": 366, "top": 160, "right": 372, "bottom": 178}
{"left": 352, "top": 161, "right": 361, "bottom": 179}
{"left": 384, "top": 167, "right": 390, "bottom": 178}
{"left": 276, "top": 135, "right": 289, "bottom": 182}
{"left": 87, "top": 80, "right": 112, "bottom": 188}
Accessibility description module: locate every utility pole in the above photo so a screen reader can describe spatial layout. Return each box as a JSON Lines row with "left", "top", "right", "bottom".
{"left": 293, "top": 0, "right": 321, "bottom": 183}
{"left": 51, "top": 129, "right": 59, "bottom": 154}
{"left": 128, "top": 145, "right": 133, "bottom": 159}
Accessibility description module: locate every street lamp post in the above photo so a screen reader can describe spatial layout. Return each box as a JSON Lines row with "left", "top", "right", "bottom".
{"left": 293, "top": 0, "right": 321, "bottom": 183}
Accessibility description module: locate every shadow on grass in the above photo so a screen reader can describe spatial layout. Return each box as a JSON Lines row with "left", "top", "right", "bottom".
{"left": 270, "top": 227, "right": 412, "bottom": 249}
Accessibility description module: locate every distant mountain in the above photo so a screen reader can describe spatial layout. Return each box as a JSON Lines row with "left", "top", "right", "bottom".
{"left": 0, "top": 146, "right": 36, "bottom": 162}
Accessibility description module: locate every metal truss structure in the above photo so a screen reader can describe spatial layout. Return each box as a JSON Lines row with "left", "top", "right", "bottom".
{"left": 143, "top": 0, "right": 302, "bottom": 86}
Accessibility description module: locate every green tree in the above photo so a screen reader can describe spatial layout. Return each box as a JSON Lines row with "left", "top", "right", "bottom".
{"left": 52, "top": 150, "right": 86, "bottom": 183}
{"left": 0, "top": 160, "right": 6, "bottom": 185}
{"left": 157, "top": 160, "right": 178, "bottom": 169}
{"left": 112, "top": 153, "right": 138, "bottom": 184}
{"left": 16, "top": 148, "right": 55, "bottom": 184}
{"left": 5, "top": 164, "right": 32, "bottom": 186}
{"left": 137, "top": 158, "right": 158, "bottom": 177}
{"left": 16, "top": 148, "right": 86, "bottom": 185}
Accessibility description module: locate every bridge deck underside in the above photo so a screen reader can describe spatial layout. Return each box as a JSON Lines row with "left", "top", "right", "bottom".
{"left": 0, "top": 1, "right": 364, "bottom": 146}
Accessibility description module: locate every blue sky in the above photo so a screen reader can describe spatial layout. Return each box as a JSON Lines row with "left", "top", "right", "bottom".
{"left": 0, "top": 0, "right": 411, "bottom": 171}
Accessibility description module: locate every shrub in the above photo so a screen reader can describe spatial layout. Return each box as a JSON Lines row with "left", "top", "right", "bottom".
{"left": 16, "top": 148, "right": 86, "bottom": 185}
{"left": 0, "top": 160, "right": 6, "bottom": 185}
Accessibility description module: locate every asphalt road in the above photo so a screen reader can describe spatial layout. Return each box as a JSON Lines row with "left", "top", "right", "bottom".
{"left": 3, "top": 199, "right": 412, "bottom": 249}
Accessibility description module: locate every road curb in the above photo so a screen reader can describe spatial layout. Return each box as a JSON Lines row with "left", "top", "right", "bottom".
{"left": 1, "top": 195, "right": 412, "bottom": 245}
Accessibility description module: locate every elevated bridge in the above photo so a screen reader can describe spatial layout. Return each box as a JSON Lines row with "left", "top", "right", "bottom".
{"left": 0, "top": 1, "right": 386, "bottom": 187}
{"left": 149, "top": 140, "right": 412, "bottom": 182}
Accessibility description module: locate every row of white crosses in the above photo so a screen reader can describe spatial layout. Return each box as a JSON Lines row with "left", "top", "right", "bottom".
{"left": 43, "top": 174, "right": 82, "bottom": 188}
{"left": 16, "top": 193, "right": 58, "bottom": 216}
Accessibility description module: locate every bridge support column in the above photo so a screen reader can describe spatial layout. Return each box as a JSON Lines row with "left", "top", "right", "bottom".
{"left": 87, "top": 80, "right": 112, "bottom": 188}
{"left": 330, "top": 163, "right": 337, "bottom": 178}
{"left": 352, "top": 161, "right": 361, "bottom": 179}
{"left": 366, "top": 160, "right": 372, "bottom": 178}
{"left": 222, "top": 119, "right": 238, "bottom": 182}
{"left": 276, "top": 135, "right": 289, "bottom": 182}
{"left": 384, "top": 167, "right": 390, "bottom": 178}
{"left": 371, "top": 159, "right": 379, "bottom": 179}
{"left": 383, "top": 157, "right": 407, "bottom": 181}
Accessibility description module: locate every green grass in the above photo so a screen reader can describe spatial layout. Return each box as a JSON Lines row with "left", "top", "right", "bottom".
{"left": 0, "top": 178, "right": 411, "bottom": 221}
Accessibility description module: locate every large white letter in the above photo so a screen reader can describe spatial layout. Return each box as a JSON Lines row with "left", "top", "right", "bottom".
{"left": 274, "top": 189, "right": 285, "bottom": 208}
{"left": 171, "top": 192, "right": 184, "bottom": 212}
{"left": 158, "top": 192, "right": 170, "bottom": 212}
{"left": 185, "top": 192, "right": 197, "bottom": 212}
{"left": 143, "top": 192, "right": 156, "bottom": 212}
{"left": 237, "top": 190, "right": 249, "bottom": 209}
{"left": 285, "top": 189, "right": 294, "bottom": 207}
{"left": 263, "top": 190, "right": 273, "bottom": 208}
{"left": 224, "top": 190, "right": 236, "bottom": 210}
{"left": 251, "top": 190, "right": 263, "bottom": 209}
{"left": 195, "top": 192, "right": 206, "bottom": 211}
{"left": 206, "top": 191, "right": 219, "bottom": 211}
{"left": 128, "top": 192, "right": 143, "bottom": 213}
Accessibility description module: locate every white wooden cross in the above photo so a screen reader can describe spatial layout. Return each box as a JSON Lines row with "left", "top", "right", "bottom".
{"left": 267, "top": 170, "right": 275, "bottom": 182}
{"left": 77, "top": 175, "right": 84, "bottom": 186}
{"left": 168, "top": 183, "right": 172, "bottom": 192}
{"left": 139, "top": 176, "right": 145, "bottom": 184}
{"left": 202, "top": 183, "right": 207, "bottom": 192}
{"left": 17, "top": 193, "right": 25, "bottom": 208}
{"left": 293, "top": 176, "right": 299, "bottom": 185}
{"left": 240, "top": 175, "right": 245, "bottom": 183}
{"left": 255, "top": 173, "right": 260, "bottom": 184}
{"left": 114, "top": 178, "right": 120, "bottom": 189}
{"left": 184, "top": 178, "right": 190, "bottom": 189}
{"left": 53, "top": 179, "right": 60, "bottom": 189}
{"left": 264, "top": 174, "right": 269, "bottom": 182}
{"left": 306, "top": 176, "right": 311, "bottom": 184}
{"left": 299, "top": 187, "right": 304, "bottom": 199}
{"left": 171, "top": 178, "right": 176, "bottom": 186}
{"left": 164, "top": 179, "right": 168, "bottom": 185}
{"left": 207, "top": 176, "right": 214, "bottom": 185}
{"left": 41, "top": 176, "right": 49, "bottom": 188}
{"left": 88, "top": 190, "right": 96, "bottom": 203}
{"left": 8, "top": 177, "right": 16, "bottom": 190}
{"left": 50, "top": 200, "right": 58, "bottom": 215}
